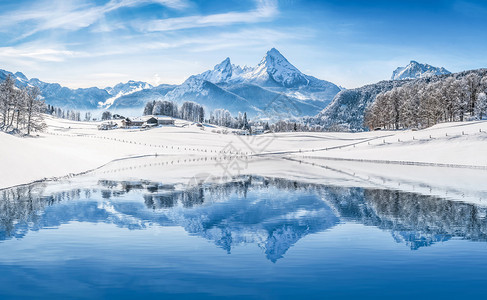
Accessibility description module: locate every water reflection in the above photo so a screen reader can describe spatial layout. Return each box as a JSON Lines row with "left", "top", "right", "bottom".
{"left": 1, "top": 176, "right": 487, "bottom": 261}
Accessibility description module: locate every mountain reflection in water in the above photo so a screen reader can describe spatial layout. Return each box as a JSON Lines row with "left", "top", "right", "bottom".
{"left": 1, "top": 176, "right": 486, "bottom": 261}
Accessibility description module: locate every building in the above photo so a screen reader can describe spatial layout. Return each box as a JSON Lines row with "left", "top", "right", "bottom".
{"left": 251, "top": 126, "right": 264, "bottom": 135}
{"left": 154, "top": 116, "right": 175, "bottom": 125}
{"left": 121, "top": 117, "right": 144, "bottom": 127}
{"left": 98, "top": 121, "right": 118, "bottom": 130}
{"left": 121, "top": 116, "right": 175, "bottom": 128}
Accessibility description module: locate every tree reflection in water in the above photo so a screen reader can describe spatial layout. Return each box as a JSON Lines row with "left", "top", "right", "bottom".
{"left": 1, "top": 176, "right": 487, "bottom": 260}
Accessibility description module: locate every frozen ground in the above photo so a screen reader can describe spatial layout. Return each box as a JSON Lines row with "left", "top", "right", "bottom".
{"left": 1, "top": 115, "right": 487, "bottom": 190}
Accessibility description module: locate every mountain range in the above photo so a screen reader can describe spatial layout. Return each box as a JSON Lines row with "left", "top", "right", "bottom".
{"left": 1, "top": 54, "right": 455, "bottom": 124}
{"left": 0, "top": 48, "right": 341, "bottom": 118}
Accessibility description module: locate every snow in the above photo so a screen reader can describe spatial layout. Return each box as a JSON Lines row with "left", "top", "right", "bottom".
{"left": 241, "top": 48, "right": 309, "bottom": 87}
{"left": 392, "top": 61, "right": 450, "bottom": 80}
{"left": 99, "top": 81, "right": 153, "bottom": 109}
{"left": 192, "top": 48, "right": 311, "bottom": 87}
{"left": 2, "top": 115, "right": 487, "bottom": 193}
{"left": 195, "top": 57, "right": 235, "bottom": 83}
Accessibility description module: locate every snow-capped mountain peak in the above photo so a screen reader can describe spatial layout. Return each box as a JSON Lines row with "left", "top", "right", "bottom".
{"left": 260, "top": 48, "right": 300, "bottom": 72}
{"left": 194, "top": 48, "right": 312, "bottom": 88}
{"left": 196, "top": 57, "right": 235, "bottom": 83}
{"left": 391, "top": 61, "right": 451, "bottom": 80}
{"left": 216, "top": 57, "right": 231, "bottom": 70}
{"left": 243, "top": 48, "right": 309, "bottom": 87}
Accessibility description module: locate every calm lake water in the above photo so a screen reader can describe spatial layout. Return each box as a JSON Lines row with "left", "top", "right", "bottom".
{"left": 1, "top": 174, "right": 487, "bottom": 299}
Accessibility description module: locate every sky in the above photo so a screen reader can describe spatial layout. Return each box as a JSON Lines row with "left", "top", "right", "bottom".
{"left": 1, "top": 0, "right": 487, "bottom": 89}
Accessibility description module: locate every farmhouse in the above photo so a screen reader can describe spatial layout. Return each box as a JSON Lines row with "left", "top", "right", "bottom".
{"left": 154, "top": 116, "right": 175, "bottom": 125}
{"left": 121, "top": 115, "right": 175, "bottom": 128}
{"left": 121, "top": 117, "right": 145, "bottom": 127}
{"left": 98, "top": 121, "right": 118, "bottom": 130}
{"left": 251, "top": 126, "right": 264, "bottom": 135}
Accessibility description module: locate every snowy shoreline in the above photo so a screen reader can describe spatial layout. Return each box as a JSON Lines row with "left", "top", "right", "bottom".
{"left": 1, "top": 115, "right": 487, "bottom": 190}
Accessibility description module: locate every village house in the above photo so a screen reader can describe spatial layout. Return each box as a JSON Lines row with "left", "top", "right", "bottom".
{"left": 97, "top": 121, "right": 118, "bottom": 130}
{"left": 251, "top": 125, "right": 264, "bottom": 135}
{"left": 121, "top": 115, "right": 175, "bottom": 128}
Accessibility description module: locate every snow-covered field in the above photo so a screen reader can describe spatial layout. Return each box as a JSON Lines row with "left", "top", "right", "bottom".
{"left": 1, "top": 115, "right": 487, "bottom": 190}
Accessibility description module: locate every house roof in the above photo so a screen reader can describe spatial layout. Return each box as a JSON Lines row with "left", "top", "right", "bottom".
{"left": 126, "top": 115, "right": 174, "bottom": 122}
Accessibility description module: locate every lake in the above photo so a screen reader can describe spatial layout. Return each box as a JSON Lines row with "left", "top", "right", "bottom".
{"left": 1, "top": 156, "right": 487, "bottom": 299}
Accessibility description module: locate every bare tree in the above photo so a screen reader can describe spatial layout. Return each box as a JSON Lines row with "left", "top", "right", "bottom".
{"left": 24, "top": 86, "right": 46, "bottom": 135}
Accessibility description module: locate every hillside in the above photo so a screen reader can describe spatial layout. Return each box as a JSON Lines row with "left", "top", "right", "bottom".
{"left": 316, "top": 69, "right": 487, "bottom": 131}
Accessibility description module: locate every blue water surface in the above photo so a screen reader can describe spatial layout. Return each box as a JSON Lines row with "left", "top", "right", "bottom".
{"left": 0, "top": 176, "right": 486, "bottom": 299}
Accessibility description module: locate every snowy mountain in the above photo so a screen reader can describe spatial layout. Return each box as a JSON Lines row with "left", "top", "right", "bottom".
{"left": 0, "top": 69, "right": 166, "bottom": 110}
{"left": 0, "top": 69, "right": 111, "bottom": 109}
{"left": 191, "top": 48, "right": 317, "bottom": 88}
{"left": 195, "top": 57, "right": 251, "bottom": 83}
{"left": 392, "top": 61, "right": 450, "bottom": 80}
{"left": 164, "top": 48, "right": 341, "bottom": 118}
{"left": 241, "top": 48, "right": 310, "bottom": 87}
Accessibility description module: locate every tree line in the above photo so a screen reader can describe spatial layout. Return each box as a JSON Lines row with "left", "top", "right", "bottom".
{"left": 45, "top": 104, "right": 94, "bottom": 122}
{"left": 143, "top": 98, "right": 333, "bottom": 132}
{"left": 144, "top": 100, "right": 255, "bottom": 130}
{"left": 365, "top": 71, "right": 487, "bottom": 130}
{"left": 0, "top": 75, "right": 46, "bottom": 135}
{"left": 208, "top": 109, "right": 251, "bottom": 130}
{"left": 143, "top": 100, "right": 205, "bottom": 123}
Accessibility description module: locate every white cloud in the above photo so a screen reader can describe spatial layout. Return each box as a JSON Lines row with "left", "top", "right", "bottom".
{"left": 73, "top": 27, "right": 302, "bottom": 59}
{"left": 152, "top": 73, "right": 162, "bottom": 85}
{"left": 139, "top": 0, "right": 278, "bottom": 32}
{"left": 0, "top": 46, "right": 81, "bottom": 62}
{"left": 0, "top": 0, "right": 190, "bottom": 39}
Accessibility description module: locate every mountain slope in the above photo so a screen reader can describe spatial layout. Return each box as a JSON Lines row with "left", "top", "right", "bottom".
{"left": 392, "top": 61, "right": 450, "bottom": 80}
{"left": 317, "top": 68, "right": 485, "bottom": 131}
{"left": 222, "top": 83, "right": 322, "bottom": 118}
{"left": 100, "top": 80, "right": 153, "bottom": 108}
{"left": 315, "top": 80, "right": 410, "bottom": 131}
{"left": 109, "top": 84, "right": 177, "bottom": 109}
{"left": 164, "top": 76, "right": 257, "bottom": 114}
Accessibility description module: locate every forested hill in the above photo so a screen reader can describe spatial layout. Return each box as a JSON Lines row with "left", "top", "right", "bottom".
{"left": 315, "top": 69, "right": 487, "bottom": 131}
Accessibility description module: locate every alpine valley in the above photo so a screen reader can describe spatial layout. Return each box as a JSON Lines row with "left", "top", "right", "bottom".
{"left": 0, "top": 48, "right": 341, "bottom": 119}
{"left": 0, "top": 53, "right": 459, "bottom": 128}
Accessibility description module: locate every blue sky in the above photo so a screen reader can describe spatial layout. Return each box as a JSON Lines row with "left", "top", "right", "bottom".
{"left": 1, "top": 0, "right": 486, "bottom": 88}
